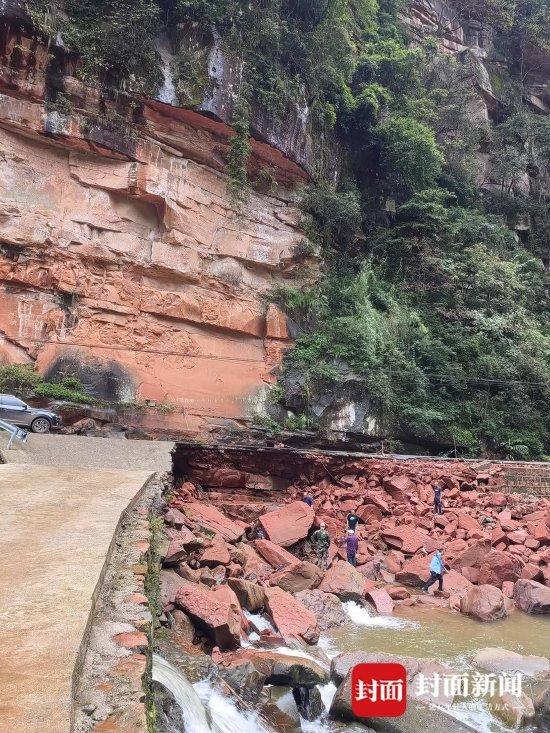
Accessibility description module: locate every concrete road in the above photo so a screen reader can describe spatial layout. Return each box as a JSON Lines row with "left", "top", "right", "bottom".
{"left": 0, "top": 464, "right": 153, "bottom": 733}
{"left": 0, "top": 432, "right": 173, "bottom": 471}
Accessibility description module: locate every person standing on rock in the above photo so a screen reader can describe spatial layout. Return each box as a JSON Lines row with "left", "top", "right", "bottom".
{"left": 303, "top": 491, "right": 313, "bottom": 507}
{"left": 433, "top": 484, "right": 444, "bottom": 515}
{"left": 347, "top": 512, "right": 359, "bottom": 531}
{"left": 311, "top": 522, "right": 330, "bottom": 570}
{"left": 341, "top": 529, "right": 358, "bottom": 567}
{"left": 421, "top": 545, "right": 447, "bottom": 594}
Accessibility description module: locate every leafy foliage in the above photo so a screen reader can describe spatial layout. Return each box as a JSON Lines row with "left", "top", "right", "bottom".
{"left": 0, "top": 364, "right": 97, "bottom": 404}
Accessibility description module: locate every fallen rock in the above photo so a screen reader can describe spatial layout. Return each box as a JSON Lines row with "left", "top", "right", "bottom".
{"left": 366, "top": 588, "right": 394, "bottom": 614}
{"left": 221, "top": 648, "right": 328, "bottom": 688}
{"left": 448, "top": 540, "right": 491, "bottom": 570}
{"left": 478, "top": 550, "right": 523, "bottom": 588}
{"left": 330, "top": 669, "right": 473, "bottom": 732}
{"left": 489, "top": 692, "right": 535, "bottom": 729}
{"left": 395, "top": 554, "right": 431, "bottom": 587}
{"left": 182, "top": 504, "right": 244, "bottom": 542}
{"left": 264, "top": 586, "right": 320, "bottom": 645}
{"left": 254, "top": 539, "right": 299, "bottom": 569}
{"left": 174, "top": 581, "right": 241, "bottom": 650}
{"left": 534, "top": 687, "right": 550, "bottom": 733}
{"left": 460, "top": 585, "right": 508, "bottom": 622}
{"left": 259, "top": 501, "right": 315, "bottom": 547}
{"left": 318, "top": 561, "right": 365, "bottom": 600}
{"left": 380, "top": 526, "right": 430, "bottom": 554}
{"left": 163, "top": 527, "right": 204, "bottom": 563}
{"left": 473, "top": 648, "right": 550, "bottom": 678}
{"left": 292, "top": 685, "right": 325, "bottom": 722}
{"left": 199, "top": 535, "right": 231, "bottom": 567}
{"left": 269, "top": 561, "right": 323, "bottom": 593}
{"left": 383, "top": 474, "right": 412, "bottom": 502}
{"left": 514, "top": 579, "right": 550, "bottom": 615}
{"left": 294, "top": 590, "right": 347, "bottom": 631}
{"left": 227, "top": 578, "right": 266, "bottom": 612}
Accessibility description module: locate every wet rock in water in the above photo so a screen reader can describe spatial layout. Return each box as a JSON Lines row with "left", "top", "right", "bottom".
{"left": 259, "top": 501, "right": 315, "bottom": 547}
{"left": 366, "top": 588, "right": 394, "bottom": 615}
{"left": 216, "top": 655, "right": 266, "bottom": 703}
{"left": 182, "top": 503, "right": 245, "bottom": 542}
{"left": 264, "top": 586, "right": 320, "bottom": 645}
{"left": 174, "top": 581, "right": 241, "bottom": 650}
{"left": 294, "top": 589, "right": 347, "bottom": 631}
{"left": 330, "top": 669, "right": 474, "bottom": 732}
{"left": 269, "top": 560, "right": 324, "bottom": 593}
{"left": 292, "top": 685, "right": 325, "bottom": 721}
{"left": 473, "top": 648, "right": 550, "bottom": 678}
{"left": 220, "top": 648, "right": 328, "bottom": 688}
{"left": 227, "top": 577, "right": 266, "bottom": 612}
{"left": 460, "top": 584, "right": 508, "bottom": 622}
{"left": 514, "top": 579, "right": 550, "bottom": 615}
{"left": 489, "top": 692, "right": 535, "bottom": 728}
{"left": 319, "top": 560, "right": 365, "bottom": 600}
{"left": 534, "top": 687, "right": 550, "bottom": 733}
{"left": 477, "top": 549, "right": 523, "bottom": 588}
{"left": 254, "top": 539, "right": 299, "bottom": 568}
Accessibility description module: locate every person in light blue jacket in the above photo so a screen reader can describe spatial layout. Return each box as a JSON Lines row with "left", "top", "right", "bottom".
{"left": 421, "top": 546, "right": 447, "bottom": 593}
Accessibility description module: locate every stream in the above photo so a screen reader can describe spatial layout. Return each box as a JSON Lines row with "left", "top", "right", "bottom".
{"left": 153, "top": 602, "right": 550, "bottom": 733}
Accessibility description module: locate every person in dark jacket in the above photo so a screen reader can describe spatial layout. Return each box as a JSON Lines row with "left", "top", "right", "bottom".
{"left": 433, "top": 485, "right": 444, "bottom": 515}
{"left": 347, "top": 512, "right": 359, "bottom": 530}
{"left": 303, "top": 491, "right": 313, "bottom": 507}
{"left": 340, "top": 529, "right": 359, "bottom": 566}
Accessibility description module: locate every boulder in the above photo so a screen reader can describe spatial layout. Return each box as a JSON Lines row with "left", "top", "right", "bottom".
{"left": 254, "top": 539, "right": 299, "bottom": 569}
{"left": 269, "top": 560, "right": 323, "bottom": 593}
{"left": 160, "top": 568, "right": 186, "bottom": 607}
{"left": 319, "top": 561, "right": 365, "bottom": 600}
{"left": 292, "top": 685, "right": 325, "bottom": 722}
{"left": 461, "top": 567, "right": 480, "bottom": 584}
{"left": 366, "top": 588, "right": 394, "bottom": 614}
{"left": 383, "top": 474, "right": 413, "bottom": 502}
{"left": 240, "top": 543, "right": 273, "bottom": 577}
{"left": 478, "top": 549, "right": 523, "bottom": 588}
{"left": 448, "top": 540, "right": 491, "bottom": 570}
{"left": 163, "top": 527, "right": 204, "bottom": 563}
{"left": 395, "top": 554, "right": 431, "bottom": 587}
{"left": 182, "top": 503, "right": 244, "bottom": 542}
{"left": 227, "top": 578, "right": 266, "bottom": 612}
{"left": 460, "top": 585, "right": 508, "bottom": 622}
{"left": 294, "top": 590, "right": 347, "bottom": 631}
{"left": 514, "top": 579, "right": 550, "bottom": 615}
{"left": 521, "top": 563, "right": 544, "bottom": 582}
{"left": 264, "top": 586, "right": 320, "bottom": 645}
{"left": 534, "top": 687, "right": 550, "bottom": 733}
{"left": 441, "top": 569, "right": 474, "bottom": 596}
{"left": 473, "top": 648, "right": 550, "bottom": 678}
{"left": 455, "top": 511, "right": 482, "bottom": 533}
{"left": 220, "top": 648, "right": 328, "bottom": 688}
{"left": 380, "top": 526, "right": 430, "bottom": 554}
{"left": 489, "top": 693, "right": 535, "bottom": 729}
{"left": 387, "top": 586, "right": 410, "bottom": 600}
{"left": 259, "top": 501, "right": 315, "bottom": 547}
{"left": 199, "top": 535, "right": 231, "bottom": 567}
{"left": 330, "top": 669, "right": 473, "bottom": 733}
{"left": 174, "top": 581, "right": 241, "bottom": 650}
{"left": 356, "top": 504, "right": 383, "bottom": 523}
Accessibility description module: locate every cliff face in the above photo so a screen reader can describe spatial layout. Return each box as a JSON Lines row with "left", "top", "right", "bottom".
{"left": 0, "top": 10, "right": 313, "bottom": 437}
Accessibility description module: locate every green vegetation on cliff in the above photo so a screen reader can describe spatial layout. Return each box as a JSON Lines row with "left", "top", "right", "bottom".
{"left": 23, "top": 1, "right": 550, "bottom": 457}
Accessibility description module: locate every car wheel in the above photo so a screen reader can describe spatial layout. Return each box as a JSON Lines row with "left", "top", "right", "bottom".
{"left": 31, "top": 417, "right": 51, "bottom": 434}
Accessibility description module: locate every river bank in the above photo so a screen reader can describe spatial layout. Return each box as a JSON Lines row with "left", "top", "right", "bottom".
{"left": 154, "top": 457, "right": 550, "bottom": 732}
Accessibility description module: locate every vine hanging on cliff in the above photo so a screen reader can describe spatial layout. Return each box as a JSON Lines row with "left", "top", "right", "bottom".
{"left": 226, "top": 88, "right": 251, "bottom": 207}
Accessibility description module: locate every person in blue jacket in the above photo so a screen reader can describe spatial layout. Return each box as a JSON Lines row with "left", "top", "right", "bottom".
{"left": 421, "top": 545, "right": 447, "bottom": 593}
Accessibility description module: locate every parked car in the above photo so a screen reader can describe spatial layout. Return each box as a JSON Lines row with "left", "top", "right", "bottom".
{"left": 0, "top": 394, "right": 62, "bottom": 433}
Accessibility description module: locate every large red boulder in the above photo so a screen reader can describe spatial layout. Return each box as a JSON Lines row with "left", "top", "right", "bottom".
{"left": 478, "top": 550, "right": 523, "bottom": 588}
{"left": 174, "top": 581, "right": 241, "bottom": 650}
{"left": 382, "top": 475, "right": 413, "bottom": 502}
{"left": 264, "top": 586, "right": 320, "bottom": 644}
{"left": 356, "top": 504, "right": 383, "bottom": 523}
{"left": 199, "top": 535, "right": 231, "bottom": 567}
{"left": 514, "top": 579, "right": 550, "bottom": 615}
{"left": 455, "top": 511, "right": 482, "bottom": 533}
{"left": 259, "top": 501, "right": 315, "bottom": 547}
{"left": 366, "top": 588, "right": 394, "bottom": 615}
{"left": 295, "top": 589, "right": 347, "bottom": 631}
{"left": 254, "top": 539, "right": 299, "bottom": 569}
{"left": 182, "top": 503, "right": 244, "bottom": 542}
{"left": 228, "top": 578, "right": 266, "bottom": 612}
{"left": 240, "top": 543, "right": 272, "bottom": 577}
{"left": 269, "top": 561, "right": 324, "bottom": 593}
{"left": 363, "top": 493, "right": 390, "bottom": 514}
{"left": 163, "top": 527, "right": 204, "bottom": 563}
{"left": 380, "top": 526, "right": 432, "bottom": 554}
{"left": 395, "top": 554, "right": 431, "bottom": 587}
{"left": 449, "top": 540, "right": 491, "bottom": 570}
{"left": 521, "top": 563, "right": 544, "bottom": 582}
{"left": 319, "top": 560, "right": 365, "bottom": 599}
{"left": 442, "top": 569, "right": 474, "bottom": 596}
{"left": 460, "top": 585, "right": 508, "bottom": 622}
